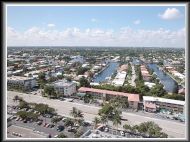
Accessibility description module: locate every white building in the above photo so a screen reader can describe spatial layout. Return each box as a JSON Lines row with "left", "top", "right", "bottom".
{"left": 143, "top": 96, "right": 185, "bottom": 113}
{"left": 144, "top": 82, "right": 156, "bottom": 88}
{"left": 51, "top": 80, "right": 76, "bottom": 97}
{"left": 112, "top": 71, "right": 127, "bottom": 86}
{"left": 7, "top": 76, "right": 36, "bottom": 90}
{"left": 70, "top": 55, "right": 85, "bottom": 64}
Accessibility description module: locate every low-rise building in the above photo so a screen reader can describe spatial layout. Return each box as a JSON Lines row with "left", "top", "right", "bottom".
{"left": 143, "top": 96, "right": 185, "bottom": 113}
{"left": 112, "top": 71, "right": 127, "bottom": 86}
{"left": 50, "top": 80, "right": 76, "bottom": 97}
{"left": 144, "top": 82, "right": 156, "bottom": 88}
{"left": 78, "top": 87, "right": 140, "bottom": 109}
{"left": 140, "top": 65, "right": 151, "bottom": 81}
{"left": 7, "top": 76, "right": 36, "bottom": 91}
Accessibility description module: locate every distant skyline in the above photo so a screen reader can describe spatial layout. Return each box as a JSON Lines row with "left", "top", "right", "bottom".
{"left": 7, "top": 5, "right": 186, "bottom": 47}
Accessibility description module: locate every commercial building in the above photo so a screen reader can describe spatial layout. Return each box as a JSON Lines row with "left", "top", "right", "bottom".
{"left": 143, "top": 96, "right": 185, "bottom": 113}
{"left": 7, "top": 76, "right": 36, "bottom": 91}
{"left": 50, "top": 80, "right": 76, "bottom": 97}
{"left": 78, "top": 87, "right": 140, "bottom": 109}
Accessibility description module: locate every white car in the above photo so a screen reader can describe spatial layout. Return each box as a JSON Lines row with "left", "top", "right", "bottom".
{"left": 120, "top": 131, "right": 125, "bottom": 136}
{"left": 54, "top": 135, "right": 58, "bottom": 138}
{"left": 104, "top": 127, "right": 109, "bottom": 132}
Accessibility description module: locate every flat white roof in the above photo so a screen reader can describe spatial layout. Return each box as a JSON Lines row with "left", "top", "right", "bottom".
{"left": 143, "top": 96, "right": 185, "bottom": 105}
{"left": 53, "top": 80, "right": 75, "bottom": 87}
{"left": 7, "top": 76, "right": 35, "bottom": 81}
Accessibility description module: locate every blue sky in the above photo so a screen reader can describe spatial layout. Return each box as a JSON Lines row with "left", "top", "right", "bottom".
{"left": 7, "top": 6, "right": 186, "bottom": 47}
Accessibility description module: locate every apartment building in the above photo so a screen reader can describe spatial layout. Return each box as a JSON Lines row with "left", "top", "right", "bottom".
{"left": 7, "top": 76, "right": 36, "bottom": 91}
{"left": 51, "top": 80, "right": 76, "bottom": 97}
{"left": 143, "top": 96, "right": 185, "bottom": 113}
{"left": 78, "top": 87, "right": 140, "bottom": 109}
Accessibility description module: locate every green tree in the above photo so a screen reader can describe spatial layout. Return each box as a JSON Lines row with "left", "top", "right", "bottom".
{"left": 79, "top": 77, "right": 90, "bottom": 87}
{"left": 93, "top": 117, "right": 100, "bottom": 130}
{"left": 57, "top": 133, "right": 67, "bottom": 138}
{"left": 51, "top": 117, "right": 62, "bottom": 124}
{"left": 18, "top": 100, "right": 29, "bottom": 109}
{"left": 64, "top": 118, "right": 74, "bottom": 128}
{"left": 44, "top": 85, "right": 57, "bottom": 98}
{"left": 123, "top": 124, "right": 132, "bottom": 132}
{"left": 112, "top": 110, "right": 122, "bottom": 134}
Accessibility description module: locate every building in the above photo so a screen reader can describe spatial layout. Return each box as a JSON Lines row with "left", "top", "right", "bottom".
{"left": 143, "top": 96, "right": 185, "bottom": 113}
{"left": 70, "top": 55, "right": 85, "bottom": 64}
{"left": 50, "top": 80, "right": 76, "bottom": 97}
{"left": 112, "top": 71, "right": 127, "bottom": 86}
{"left": 140, "top": 65, "right": 151, "bottom": 81}
{"left": 7, "top": 76, "right": 36, "bottom": 91}
{"left": 144, "top": 82, "right": 156, "bottom": 88}
{"left": 78, "top": 87, "right": 140, "bottom": 109}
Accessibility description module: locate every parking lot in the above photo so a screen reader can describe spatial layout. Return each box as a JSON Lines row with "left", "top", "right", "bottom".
{"left": 7, "top": 125, "right": 47, "bottom": 138}
{"left": 7, "top": 91, "right": 186, "bottom": 138}
{"left": 7, "top": 105, "right": 92, "bottom": 138}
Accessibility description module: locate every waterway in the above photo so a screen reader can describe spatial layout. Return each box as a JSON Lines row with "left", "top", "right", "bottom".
{"left": 147, "top": 63, "right": 178, "bottom": 93}
{"left": 93, "top": 62, "right": 119, "bottom": 83}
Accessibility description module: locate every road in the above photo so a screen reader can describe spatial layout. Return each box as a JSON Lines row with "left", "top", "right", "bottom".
{"left": 7, "top": 91, "right": 186, "bottom": 138}
{"left": 131, "top": 63, "right": 136, "bottom": 87}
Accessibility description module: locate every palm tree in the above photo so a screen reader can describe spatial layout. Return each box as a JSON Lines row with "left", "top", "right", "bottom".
{"left": 70, "top": 107, "right": 77, "bottom": 118}
{"left": 93, "top": 117, "right": 100, "bottom": 131}
{"left": 100, "top": 114, "right": 108, "bottom": 126}
{"left": 64, "top": 118, "right": 74, "bottom": 128}
{"left": 70, "top": 107, "right": 83, "bottom": 126}
{"left": 112, "top": 111, "right": 121, "bottom": 135}
{"left": 123, "top": 124, "right": 131, "bottom": 132}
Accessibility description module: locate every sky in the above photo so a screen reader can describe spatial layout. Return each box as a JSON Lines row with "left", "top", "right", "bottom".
{"left": 7, "top": 5, "right": 186, "bottom": 47}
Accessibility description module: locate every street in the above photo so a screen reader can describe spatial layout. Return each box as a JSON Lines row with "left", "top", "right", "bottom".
{"left": 7, "top": 91, "right": 186, "bottom": 138}
{"left": 131, "top": 63, "right": 136, "bottom": 87}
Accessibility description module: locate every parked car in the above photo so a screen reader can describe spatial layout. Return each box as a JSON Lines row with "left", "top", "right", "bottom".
{"left": 104, "top": 127, "right": 109, "bottom": 132}
{"left": 120, "top": 131, "right": 125, "bottom": 136}
{"left": 54, "top": 135, "right": 58, "bottom": 138}
{"left": 16, "top": 117, "right": 20, "bottom": 121}
{"left": 37, "top": 121, "right": 42, "bottom": 125}
{"left": 43, "top": 123, "right": 47, "bottom": 127}
{"left": 82, "top": 121, "right": 91, "bottom": 126}
{"left": 57, "top": 125, "right": 64, "bottom": 132}
{"left": 49, "top": 124, "right": 55, "bottom": 128}
{"left": 46, "top": 124, "right": 50, "bottom": 128}
{"left": 67, "top": 126, "right": 77, "bottom": 133}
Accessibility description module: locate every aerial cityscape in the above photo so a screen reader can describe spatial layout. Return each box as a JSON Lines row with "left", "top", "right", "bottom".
{"left": 6, "top": 4, "right": 186, "bottom": 139}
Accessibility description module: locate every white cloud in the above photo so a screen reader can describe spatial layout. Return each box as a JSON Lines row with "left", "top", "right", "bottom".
{"left": 47, "top": 24, "right": 55, "bottom": 27}
{"left": 134, "top": 20, "right": 141, "bottom": 25}
{"left": 159, "top": 8, "right": 181, "bottom": 20}
{"left": 7, "top": 26, "right": 185, "bottom": 48}
{"left": 91, "top": 18, "right": 98, "bottom": 22}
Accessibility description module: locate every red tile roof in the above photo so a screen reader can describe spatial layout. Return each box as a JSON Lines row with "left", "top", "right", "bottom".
{"left": 78, "top": 87, "right": 140, "bottom": 102}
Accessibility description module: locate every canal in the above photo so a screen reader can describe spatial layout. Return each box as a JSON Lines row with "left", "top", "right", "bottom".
{"left": 93, "top": 62, "right": 119, "bottom": 83}
{"left": 147, "top": 63, "right": 178, "bottom": 93}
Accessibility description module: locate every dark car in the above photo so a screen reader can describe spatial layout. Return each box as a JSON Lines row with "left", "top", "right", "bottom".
{"left": 82, "top": 121, "right": 91, "bottom": 126}
{"left": 67, "top": 127, "right": 77, "bottom": 133}
{"left": 57, "top": 125, "right": 64, "bottom": 132}
{"left": 49, "top": 124, "right": 55, "bottom": 128}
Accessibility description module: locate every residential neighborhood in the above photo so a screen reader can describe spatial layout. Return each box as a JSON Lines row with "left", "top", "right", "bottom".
{"left": 6, "top": 4, "right": 186, "bottom": 140}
